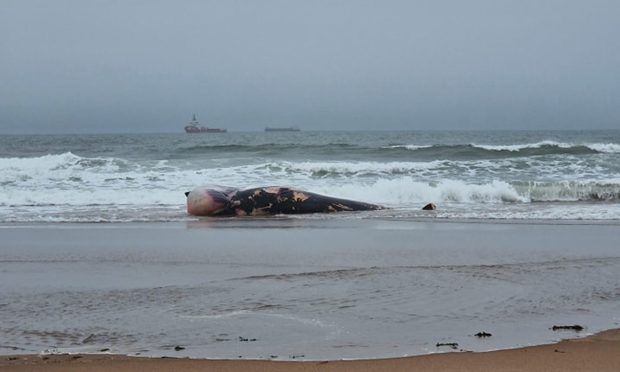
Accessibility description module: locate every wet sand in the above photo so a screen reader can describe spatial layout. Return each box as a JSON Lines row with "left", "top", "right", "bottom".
{"left": 1, "top": 220, "right": 620, "bottom": 360}
{"left": 1, "top": 329, "right": 619, "bottom": 371}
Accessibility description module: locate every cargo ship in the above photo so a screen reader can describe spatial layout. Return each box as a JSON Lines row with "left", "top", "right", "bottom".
{"left": 184, "top": 114, "right": 227, "bottom": 133}
{"left": 264, "top": 127, "right": 301, "bottom": 132}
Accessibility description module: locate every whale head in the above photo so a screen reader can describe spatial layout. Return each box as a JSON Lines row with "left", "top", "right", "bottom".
{"left": 186, "top": 187, "right": 233, "bottom": 216}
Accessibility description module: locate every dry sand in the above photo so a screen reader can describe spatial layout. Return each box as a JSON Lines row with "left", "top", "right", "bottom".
{"left": 1, "top": 329, "right": 619, "bottom": 372}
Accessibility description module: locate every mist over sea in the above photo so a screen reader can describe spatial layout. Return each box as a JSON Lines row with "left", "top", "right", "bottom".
{"left": 1, "top": 130, "right": 619, "bottom": 223}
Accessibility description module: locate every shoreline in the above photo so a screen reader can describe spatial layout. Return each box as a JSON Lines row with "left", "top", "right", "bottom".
{"left": 1, "top": 329, "right": 619, "bottom": 372}
{"left": 2, "top": 216, "right": 620, "bottom": 232}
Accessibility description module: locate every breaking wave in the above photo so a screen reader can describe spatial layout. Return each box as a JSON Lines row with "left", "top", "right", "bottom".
{"left": 470, "top": 141, "right": 620, "bottom": 153}
{"left": 385, "top": 141, "right": 620, "bottom": 156}
{"left": 318, "top": 178, "right": 620, "bottom": 205}
{"left": 150, "top": 140, "right": 620, "bottom": 161}
{"left": 1, "top": 150, "right": 620, "bottom": 222}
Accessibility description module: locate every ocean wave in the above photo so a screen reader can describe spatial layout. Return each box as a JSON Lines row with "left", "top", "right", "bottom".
{"left": 267, "top": 158, "right": 615, "bottom": 181}
{"left": 513, "top": 180, "right": 620, "bottom": 202}
{"left": 385, "top": 144, "right": 434, "bottom": 150}
{"left": 585, "top": 143, "right": 620, "bottom": 153}
{"left": 2, "top": 153, "right": 619, "bottom": 205}
{"left": 386, "top": 141, "right": 620, "bottom": 156}
{"left": 0, "top": 152, "right": 132, "bottom": 173}
{"left": 168, "top": 141, "right": 620, "bottom": 160}
{"left": 177, "top": 143, "right": 360, "bottom": 154}
{"left": 2, "top": 177, "right": 620, "bottom": 223}
{"left": 2, "top": 149, "right": 620, "bottom": 224}
{"left": 275, "top": 160, "right": 449, "bottom": 178}
{"left": 1, "top": 154, "right": 610, "bottom": 187}
{"left": 318, "top": 179, "right": 526, "bottom": 205}
{"left": 471, "top": 141, "right": 620, "bottom": 153}
{"left": 471, "top": 140, "right": 575, "bottom": 152}
{"left": 5, "top": 171, "right": 619, "bottom": 210}
{"left": 0, "top": 152, "right": 195, "bottom": 208}
{"left": 312, "top": 178, "right": 620, "bottom": 205}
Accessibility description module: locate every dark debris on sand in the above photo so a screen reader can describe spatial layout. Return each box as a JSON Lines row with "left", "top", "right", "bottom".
{"left": 552, "top": 325, "right": 584, "bottom": 331}
{"left": 436, "top": 342, "right": 459, "bottom": 350}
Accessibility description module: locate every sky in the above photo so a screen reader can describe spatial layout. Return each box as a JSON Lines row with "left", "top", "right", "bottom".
{"left": 1, "top": 0, "right": 619, "bottom": 133}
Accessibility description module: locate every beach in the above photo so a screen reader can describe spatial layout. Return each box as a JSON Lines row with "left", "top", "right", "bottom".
{"left": 3, "top": 0, "right": 620, "bottom": 368}
{"left": 2, "top": 329, "right": 620, "bottom": 371}
{"left": 1, "top": 219, "right": 619, "bottom": 365}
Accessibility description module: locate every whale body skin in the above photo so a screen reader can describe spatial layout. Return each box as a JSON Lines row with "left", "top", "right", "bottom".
{"left": 186, "top": 186, "right": 383, "bottom": 216}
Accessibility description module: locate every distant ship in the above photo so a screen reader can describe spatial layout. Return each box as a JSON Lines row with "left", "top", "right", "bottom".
{"left": 264, "top": 127, "right": 301, "bottom": 132}
{"left": 184, "top": 114, "right": 227, "bottom": 133}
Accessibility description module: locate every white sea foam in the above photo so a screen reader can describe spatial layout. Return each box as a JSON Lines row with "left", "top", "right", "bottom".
{"left": 513, "top": 180, "right": 620, "bottom": 202}
{"left": 384, "top": 144, "right": 434, "bottom": 150}
{"left": 276, "top": 160, "right": 447, "bottom": 176}
{"left": 0, "top": 152, "right": 80, "bottom": 169}
{"left": 586, "top": 143, "right": 620, "bottom": 153}
{"left": 471, "top": 140, "right": 572, "bottom": 151}
{"left": 312, "top": 178, "right": 525, "bottom": 206}
{"left": 387, "top": 141, "right": 620, "bottom": 153}
{"left": 471, "top": 141, "right": 620, "bottom": 153}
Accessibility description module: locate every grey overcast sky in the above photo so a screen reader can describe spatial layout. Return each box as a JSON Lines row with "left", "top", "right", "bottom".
{"left": 1, "top": 0, "right": 619, "bottom": 133}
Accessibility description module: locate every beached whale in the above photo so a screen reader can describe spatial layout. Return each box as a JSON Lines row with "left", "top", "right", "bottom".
{"left": 185, "top": 186, "right": 383, "bottom": 216}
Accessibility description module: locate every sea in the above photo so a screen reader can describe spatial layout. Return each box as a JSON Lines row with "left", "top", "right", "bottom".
{"left": 1, "top": 130, "right": 620, "bottom": 223}
{"left": 1, "top": 130, "right": 620, "bottom": 360}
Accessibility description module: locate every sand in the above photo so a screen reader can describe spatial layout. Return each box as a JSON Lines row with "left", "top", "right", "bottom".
{"left": 3, "top": 221, "right": 619, "bottom": 359}
{"left": 1, "top": 329, "right": 619, "bottom": 372}
{"left": 2, "top": 221, "right": 619, "bottom": 369}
